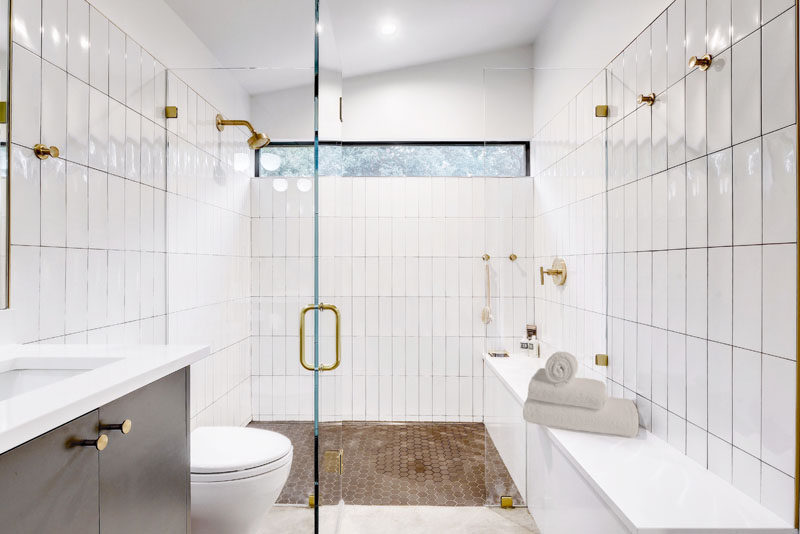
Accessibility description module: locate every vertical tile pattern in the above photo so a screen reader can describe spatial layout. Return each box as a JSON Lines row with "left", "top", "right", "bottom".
{"left": 165, "top": 71, "right": 252, "bottom": 428}
{"left": 531, "top": 1, "right": 798, "bottom": 523}
{"left": 9, "top": 0, "right": 252, "bottom": 428}
{"left": 251, "top": 170, "right": 532, "bottom": 422}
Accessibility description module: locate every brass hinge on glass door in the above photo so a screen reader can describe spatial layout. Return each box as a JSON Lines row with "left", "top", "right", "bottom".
{"left": 299, "top": 303, "right": 341, "bottom": 371}
{"left": 323, "top": 449, "right": 343, "bottom": 474}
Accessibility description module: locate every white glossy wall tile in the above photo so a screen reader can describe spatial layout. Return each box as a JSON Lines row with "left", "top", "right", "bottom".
{"left": 250, "top": 174, "right": 532, "bottom": 422}
{"left": 9, "top": 0, "right": 252, "bottom": 428}
{"left": 531, "top": 0, "right": 797, "bottom": 523}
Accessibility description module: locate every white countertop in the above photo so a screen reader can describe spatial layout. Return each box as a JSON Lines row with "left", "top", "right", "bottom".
{"left": 0, "top": 344, "right": 208, "bottom": 454}
{"left": 484, "top": 353, "right": 794, "bottom": 533}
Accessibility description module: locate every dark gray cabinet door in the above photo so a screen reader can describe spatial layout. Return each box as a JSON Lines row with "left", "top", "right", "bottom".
{"left": 98, "top": 369, "right": 189, "bottom": 534}
{"left": 0, "top": 411, "right": 100, "bottom": 534}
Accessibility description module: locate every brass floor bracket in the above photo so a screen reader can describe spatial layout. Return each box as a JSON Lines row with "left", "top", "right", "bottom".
{"left": 500, "top": 496, "right": 514, "bottom": 509}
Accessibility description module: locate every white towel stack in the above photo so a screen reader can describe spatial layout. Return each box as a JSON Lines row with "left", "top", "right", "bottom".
{"left": 522, "top": 352, "right": 639, "bottom": 438}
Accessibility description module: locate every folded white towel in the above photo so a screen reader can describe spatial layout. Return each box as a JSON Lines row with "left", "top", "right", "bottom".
{"left": 528, "top": 369, "right": 607, "bottom": 410}
{"left": 544, "top": 351, "right": 578, "bottom": 385}
{"left": 523, "top": 397, "right": 639, "bottom": 438}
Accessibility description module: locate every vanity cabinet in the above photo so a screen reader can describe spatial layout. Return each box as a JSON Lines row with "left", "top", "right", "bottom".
{"left": 99, "top": 368, "right": 189, "bottom": 534}
{"left": 0, "top": 411, "right": 100, "bottom": 533}
{"left": 0, "top": 369, "right": 189, "bottom": 534}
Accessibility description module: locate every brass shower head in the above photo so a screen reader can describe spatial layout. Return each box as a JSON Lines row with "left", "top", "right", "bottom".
{"left": 215, "top": 114, "right": 271, "bottom": 150}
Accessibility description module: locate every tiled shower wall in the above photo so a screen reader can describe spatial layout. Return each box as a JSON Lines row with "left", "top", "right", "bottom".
{"left": 533, "top": 0, "right": 797, "bottom": 522}
{"left": 9, "top": 0, "right": 251, "bottom": 427}
{"left": 531, "top": 74, "right": 609, "bottom": 373}
{"left": 251, "top": 175, "right": 534, "bottom": 422}
{"left": 165, "top": 72, "right": 252, "bottom": 429}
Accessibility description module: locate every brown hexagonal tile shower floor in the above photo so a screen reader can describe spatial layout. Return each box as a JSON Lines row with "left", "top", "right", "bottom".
{"left": 248, "top": 422, "right": 523, "bottom": 507}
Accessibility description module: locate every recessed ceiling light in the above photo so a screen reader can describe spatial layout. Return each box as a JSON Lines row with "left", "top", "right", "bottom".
{"left": 379, "top": 21, "right": 397, "bottom": 36}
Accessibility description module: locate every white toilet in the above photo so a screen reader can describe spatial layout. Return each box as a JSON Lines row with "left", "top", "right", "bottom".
{"left": 190, "top": 426, "right": 293, "bottom": 534}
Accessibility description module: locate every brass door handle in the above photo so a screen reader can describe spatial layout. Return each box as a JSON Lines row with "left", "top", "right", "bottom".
{"left": 688, "top": 54, "right": 712, "bottom": 71}
{"left": 70, "top": 434, "right": 109, "bottom": 451}
{"left": 33, "top": 144, "right": 60, "bottom": 160}
{"left": 299, "top": 302, "right": 341, "bottom": 372}
{"left": 100, "top": 419, "right": 132, "bottom": 435}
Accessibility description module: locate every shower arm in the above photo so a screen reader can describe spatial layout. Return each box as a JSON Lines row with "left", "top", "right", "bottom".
{"left": 216, "top": 116, "right": 257, "bottom": 135}
{"left": 215, "top": 114, "right": 271, "bottom": 150}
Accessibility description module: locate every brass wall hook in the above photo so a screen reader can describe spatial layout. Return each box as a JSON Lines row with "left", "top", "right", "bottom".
{"left": 688, "top": 54, "right": 712, "bottom": 71}
{"left": 637, "top": 93, "right": 656, "bottom": 106}
{"left": 482, "top": 254, "right": 490, "bottom": 261}
{"left": 33, "top": 144, "right": 59, "bottom": 160}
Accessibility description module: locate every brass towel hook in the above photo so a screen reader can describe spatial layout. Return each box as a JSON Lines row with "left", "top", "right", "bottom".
{"left": 33, "top": 144, "right": 59, "bottom": 160}
{"left": 688, "top": 54, "right": 712, "bottom": 71}
{"left": 637, "top": 93, "right": 656, "bottom": 106}
{"left": 482, "top": 254, "right": 490, "bottom": 261}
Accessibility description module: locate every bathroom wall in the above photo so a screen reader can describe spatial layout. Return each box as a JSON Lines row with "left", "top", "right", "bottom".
{"left": 86, "top": 0, "right": 251, "bottom": 119}
{"left": 8, "top": 0, "right": 252, "bottom": 428}
{"left": 251, "top": 175, "right": 534, "bottom": 421}
{"left": 532, "top": 0, "right": 797, "bottom": 522}
{"left": 250, "top": 45, "right": 534, "bottom": 142}
{"left": 531, "top": 71, "right": 609, "bottom": 376}
{"left": 530, "top": 0, "right": 673, "bottom": 133}
{"left": 164, "top": 72, "right": 253, "bottom": 428}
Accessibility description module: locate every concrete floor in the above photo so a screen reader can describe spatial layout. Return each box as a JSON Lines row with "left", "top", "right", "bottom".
{"left": 260, "top": 504, "right": 540, "bottom": 533}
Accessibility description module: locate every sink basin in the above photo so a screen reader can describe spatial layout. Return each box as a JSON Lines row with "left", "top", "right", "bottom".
{"left": 0, "top": 356, "right": 122, "bottom": 402}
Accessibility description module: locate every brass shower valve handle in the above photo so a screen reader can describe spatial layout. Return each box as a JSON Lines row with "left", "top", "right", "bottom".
{"left": 539, "top": 258, "right": 567, "bottom": 286}
{"left": 539, "top": 266, "right": 563, "bottom": 284}
{"left": 637, "top": 93, "right": 656, "bottom": 106}
{"left": 688, "top": 54, "right": 713, "bottom": 71}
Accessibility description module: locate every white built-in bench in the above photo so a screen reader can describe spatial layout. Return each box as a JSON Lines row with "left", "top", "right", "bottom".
{"left": 483, "top": 353, "right": 794, "bottom": 534}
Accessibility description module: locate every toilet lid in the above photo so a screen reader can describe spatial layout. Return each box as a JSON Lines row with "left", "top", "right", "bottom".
{"left": 191, "top": 427, "right": 292, "bottom": 474}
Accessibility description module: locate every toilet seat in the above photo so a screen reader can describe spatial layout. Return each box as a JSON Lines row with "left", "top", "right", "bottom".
{"left": 191, "top": 427, "right": 293, "bottom": 482}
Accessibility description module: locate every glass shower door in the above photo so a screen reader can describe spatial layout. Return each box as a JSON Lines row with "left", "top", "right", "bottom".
{"left": 308, "top": 0, "right": 345, "bottom": 530}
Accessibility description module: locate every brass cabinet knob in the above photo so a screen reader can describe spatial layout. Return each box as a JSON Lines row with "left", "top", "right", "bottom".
{"left": 688, "top": 54, "right": 712, "bottom": 71}
{"left": 509, "top": 253, "right": 517, "bottom": 261}
{"left": 70, "top": 434, "right": 109, "bottom": 451}
{"left": 100, "top": 419, "right": 132, "bottom": 435}
{"left": 637, "top": 93, "right": 656, "bottom": 106}
{"left": 33, "top": 144, "right": 60, "bottom": 160}
{"left": 481, "top": 254, "right": 490, "bottom": 261}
